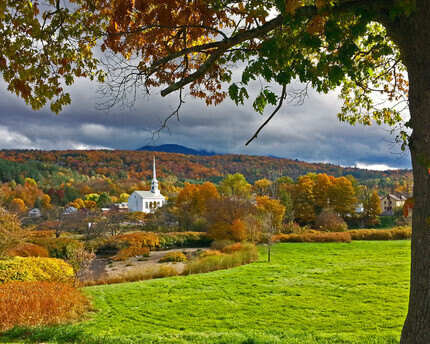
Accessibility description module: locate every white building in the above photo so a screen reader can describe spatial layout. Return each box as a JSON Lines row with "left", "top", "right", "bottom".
{"left": 128, "top": 157, "right": 166, "bottom": 213}
{"left": 380, "top": 194, "right": 407, "bottom": 214}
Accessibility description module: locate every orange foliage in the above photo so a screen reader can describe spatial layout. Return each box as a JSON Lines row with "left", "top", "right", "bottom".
{"left": 113, "top": 232, "right": 160, "bottom": 249}
{"left": 221, "top": 242, "right": 244, "bottom": 254}
{"left": 0, "top": 282, "right": 91, "bottom": 332}
{"left": 275, "top": 232, "right": 352, "bottom": 243}
{"left": 112, "top": 246, "right": 150, "bottom": 261}
{"left": 8, "top": 243, "right": 49, "bottom": 258}
{"left": 31, "top": 230, "right": 56, "bottom": 238}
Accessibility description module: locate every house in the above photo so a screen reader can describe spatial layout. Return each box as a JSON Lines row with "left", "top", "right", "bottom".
{"left": 380, "top": 194, "right": 407, "bottom": 215}
{"left": 128, "top": 157, "right": 166, "bottom": 213}
{"left": 63, "top": 206, "right": 78, "bottom": 215}
{"left": 28, "top": 208, "right": 41, "bottom": 217}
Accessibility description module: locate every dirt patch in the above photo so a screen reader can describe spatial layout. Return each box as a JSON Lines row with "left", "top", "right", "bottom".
{"left": 85, "top": 248, "right": 207, "bottom": 281}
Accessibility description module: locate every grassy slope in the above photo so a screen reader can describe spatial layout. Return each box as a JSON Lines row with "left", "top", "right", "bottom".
{"left": 2, "top": 241, "right": 410, "bottom": 344}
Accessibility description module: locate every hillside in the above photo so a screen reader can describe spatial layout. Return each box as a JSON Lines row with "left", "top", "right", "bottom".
{"left": 0, "top": 149, "right": 410, "bottom": 184}
{"left": 137, "top": 144, "right": 218, "bottom": 156}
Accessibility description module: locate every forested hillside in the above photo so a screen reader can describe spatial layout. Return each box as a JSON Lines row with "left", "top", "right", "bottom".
{"left": 0, "top": 150, "right": 410, "bottom": 185}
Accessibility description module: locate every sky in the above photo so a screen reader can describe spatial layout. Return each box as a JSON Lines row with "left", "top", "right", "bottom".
{"left": 0, "top": 73, "right": 412, "bottom": 171}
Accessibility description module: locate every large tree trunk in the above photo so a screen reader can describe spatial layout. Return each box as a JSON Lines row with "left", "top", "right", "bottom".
{"left": 384, "top": 1, "right": 430, "bottom": 342}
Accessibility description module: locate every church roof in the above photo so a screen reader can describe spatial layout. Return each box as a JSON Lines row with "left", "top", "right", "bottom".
{"left": 132, "top": 191, "right": 165, "bottom": 199}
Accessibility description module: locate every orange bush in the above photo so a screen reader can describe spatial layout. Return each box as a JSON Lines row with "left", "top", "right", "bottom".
{"left": 349, "top": 227, "right": 411, "bottom": 241}
{"left": 31, "top": 230, "right": 56, "bottom": 238}
{"left": 0, "top": 281, "right": 91, "bottom": 332}
{"left": 275, "top": 232, "right": 352, "bottom": 243}
{"left": 8, "top": 243, "right": 49, "bottom": 257}
{"left": 221, "top": 242, "right": 244, "bottom": 254}
{"left": 112, "top": 246, "right": 150, "bottom": 261}
{"left": 113, "top": 232, "right": 160, "bottom": 249}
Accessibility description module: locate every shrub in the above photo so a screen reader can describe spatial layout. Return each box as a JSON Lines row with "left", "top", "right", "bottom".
{"left": 82, "top": 264, "right": 179, "bottom": 286}
{"left": 349, "top": 227, "right": 411, "bottom": 241}
{"left": 315, "top": 212, "right": 348, "bottom": 232}
{"left": 30, "top": 230, "right": 56, "bottom": 238}
{"left": 0, "top": 281, "right": 91, "bottom": 332}
{"left": 158, "top": 232, "right": 212, "bottom": 248}
{"left": 112, "top": 246, "right": 150, "bottom": 262}
{"left": 113, "top": 232, "right": 160, "bottom": 249}
{"left": 221, "top": 242, "right": 243, "bottom": 254}
{"left": 183, "top": 243, "right": 258, "bottom": 275}
{"left": 159, "top": 251, "right": 188, "bottom": 263}
{"left": 199, "top": 250, "right": 224, "bottom": 258}
{"left": 8, "top": 243, "right": 49, "bottom": 258}
{"left": 276, "top": 232, "right": 352, "bottom": 243}
{"left": 210, "top": 240, "right": 234, "bottom": 250}
{"left": 0, "top": 257, "right": 74, "bottom": 284}
{"left": 282, "top": 221, "right": 304, "bottom": 234}
{"left": 31, "top": 238, "right": 83, "bottom": 259}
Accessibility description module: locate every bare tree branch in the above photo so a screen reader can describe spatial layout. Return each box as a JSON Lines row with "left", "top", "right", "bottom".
{"left": 246, "top": 84, "right": 287, "bottom": 146}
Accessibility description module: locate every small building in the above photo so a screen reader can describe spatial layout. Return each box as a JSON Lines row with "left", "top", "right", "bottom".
{"left": 114, "top": 202, "right": 129, "bottom": 210}
{"left": 380, "top": 194, "right": 407, "bottom": 215}
{"left": 63, "top": 206, "right": 78, "bottom": 215}
{"left": 28, "top": 208, "right": 41, "bottom": 217}
{"left": 128, "top": 157, "right": 166, "bottom": 213}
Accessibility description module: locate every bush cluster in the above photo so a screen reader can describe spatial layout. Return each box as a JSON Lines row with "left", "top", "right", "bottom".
{"left": 314, "top": 212, "right": 348, "bottom": 232}
{"left": 274, "top": 232, "right": 352, "bottom": 243}
{"left": 0, "top": 281, "right": 91, "bottom": 332}
{"left": 221, "top": 242, "right": 243, "bottom": 254}
{"left": 0, "top": 257, "right": 74, "bottom": 284}
{"left": 159, "top": 251, "right": 188, "bottom": 263}
{"left": 349, "top": 227, "right": 411, "bottom": 241}
{"left": 30, "top": 230, "right": 56, "bottom": 238}
{"left": 31, "top": 238, "right": 83, "bottom": 259}
{"left": 183, "top": 243, "right": 258, "bottom": 275}
{"left": 158, "top": 232, "right": 212, "bottom": 248}
{"left": 83, "top": 265, "right": 179, "bottom": 286}
{"left": 8, "top": 243, "right": 49, "bottom": 258}
{"left": 112, "top": 246, "right": 150, "bottom": 262}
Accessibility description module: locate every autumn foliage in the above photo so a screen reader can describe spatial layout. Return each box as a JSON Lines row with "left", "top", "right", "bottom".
{"left": 8, "top": 243, "right": 49, "bottom": 258}
{"left": 0, "top": 257, "right": 74, "bottom": 284}
{"left": 0, "top": 282, "right": 91, "bottom": 332}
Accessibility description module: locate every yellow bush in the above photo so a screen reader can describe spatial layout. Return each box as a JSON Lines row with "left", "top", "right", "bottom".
{"left": 159, "top": 251, "right": 188, "bottom": 263}
{"left": 0, "top": 257, "right": 74, "bottom": 284}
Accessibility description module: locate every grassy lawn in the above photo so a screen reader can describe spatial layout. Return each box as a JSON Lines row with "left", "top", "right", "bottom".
{"left": 1, "top": 241, "right": 410, "bottom": 344}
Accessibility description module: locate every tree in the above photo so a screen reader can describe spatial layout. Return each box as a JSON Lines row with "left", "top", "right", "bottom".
{"left": 367, "top": 189, "right": 382, "bottom": 219}
{"left": 0, "top": 208, "right": 29, "bottom": 258}
{"left": 2, "top": 1, "right": 430, "bottom": 341}
{"left": 313, "top": 173, "right": 333, "bottom": 212}
{"left": 330, "top": 177, "right": 357, "bottom": 217}
{"left": 218, "top": 173, "right": 252, "bottom": 199}
{"left": 292, "top": 175, "right": 316, "bottom": 224}
{"left": 256, "top": 196, "right": 286, "bottom": 261}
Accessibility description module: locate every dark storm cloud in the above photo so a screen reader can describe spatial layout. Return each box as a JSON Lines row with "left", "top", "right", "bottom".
{"left": 0, "top": 77, "right": 411, "bottom": 170}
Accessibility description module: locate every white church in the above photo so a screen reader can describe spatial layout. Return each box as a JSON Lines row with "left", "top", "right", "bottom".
{"left": 128, "top": 157, "right": 166, "bottom": 213}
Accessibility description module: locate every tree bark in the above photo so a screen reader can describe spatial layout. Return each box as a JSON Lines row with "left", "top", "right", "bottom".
{"left": 383, "top": 1, "right": 430, "bottom": 342}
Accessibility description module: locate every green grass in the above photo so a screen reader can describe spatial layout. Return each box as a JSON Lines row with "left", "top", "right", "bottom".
{"left": 1, "top": 241, "right": 410, "bottom": 344}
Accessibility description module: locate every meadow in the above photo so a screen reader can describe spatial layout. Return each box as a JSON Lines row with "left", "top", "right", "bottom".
{"left": 1, "top": 241, "right": 410, "bottom": 344}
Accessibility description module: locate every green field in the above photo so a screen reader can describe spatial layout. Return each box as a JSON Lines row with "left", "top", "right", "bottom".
{"left": 2, "top": 241, "right": 410, "bottom": 344}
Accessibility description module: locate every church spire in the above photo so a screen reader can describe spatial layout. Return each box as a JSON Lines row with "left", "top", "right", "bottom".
{"left": 151, "top": 156, "right": 160, "bottom": 195}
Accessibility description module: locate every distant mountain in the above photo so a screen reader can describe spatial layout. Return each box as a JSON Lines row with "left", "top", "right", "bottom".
{"left": 137, "top": 144, "right": 218, "bottom": 156}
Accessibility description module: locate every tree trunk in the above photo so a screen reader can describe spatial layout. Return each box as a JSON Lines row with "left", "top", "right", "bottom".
{"left": 384, "top": 2, "right": 430, "bottom": 342}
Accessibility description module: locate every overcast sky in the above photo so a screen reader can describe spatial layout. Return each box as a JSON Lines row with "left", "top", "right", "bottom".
{"left": 0, "top": 72, "right": 411, "bottom": 170}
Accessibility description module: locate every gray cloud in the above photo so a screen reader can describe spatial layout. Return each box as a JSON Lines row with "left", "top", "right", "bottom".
{"left": 0, "top": 76, "right": 411, "bottom": 170}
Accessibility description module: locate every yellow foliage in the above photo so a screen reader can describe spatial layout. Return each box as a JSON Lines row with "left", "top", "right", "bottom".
{"left": 0, "top": 257, "right": 74, "bottom": 284}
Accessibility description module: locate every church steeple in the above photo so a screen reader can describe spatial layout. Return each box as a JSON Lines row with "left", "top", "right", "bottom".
{"left": 151, "top": 157, "right": 160, "bottom": 195}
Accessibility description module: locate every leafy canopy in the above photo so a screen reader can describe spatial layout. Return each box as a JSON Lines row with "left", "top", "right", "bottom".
{"left": 1, "top": 1, "right": 410, "bottom": 133}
